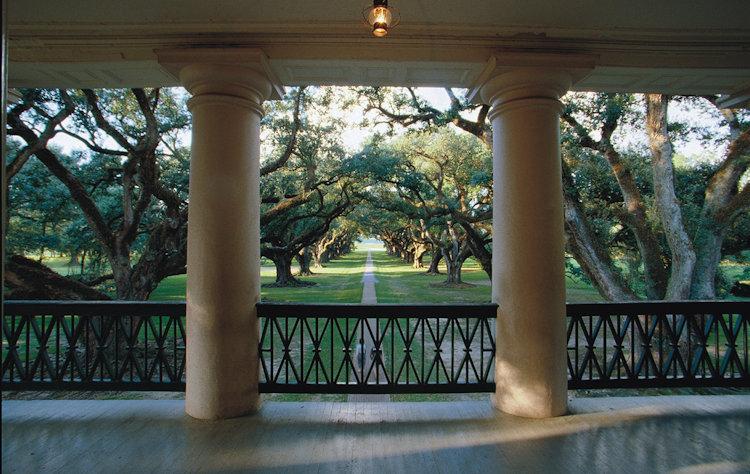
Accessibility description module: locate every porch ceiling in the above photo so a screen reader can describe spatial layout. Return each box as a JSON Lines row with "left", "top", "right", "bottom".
{"left": 6, "top": 0, "right": 750, "bottom": 103}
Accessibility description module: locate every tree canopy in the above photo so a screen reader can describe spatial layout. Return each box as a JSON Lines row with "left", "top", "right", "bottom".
{"left": 4, "top": 84, "right": 749, "bottom": 301}
{"left": 6, "top": 88, "right": 191, "bottom": 299}
{"left": 358, "top": 87, "right": 750, "bottom": 299}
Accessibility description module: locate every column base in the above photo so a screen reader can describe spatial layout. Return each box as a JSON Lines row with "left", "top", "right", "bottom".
{"left": 186, "top": 395, "right": 262, "bottom": 421}
{"left": 492, "top": 388, "right": 568, "bottom": 419}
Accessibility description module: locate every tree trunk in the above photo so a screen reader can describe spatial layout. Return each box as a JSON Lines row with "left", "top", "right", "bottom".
{"left": 39, "top": 223, "right": 47, "bottom": 263}
{"left": 604, "top": 147, "right": 668, "bottom": 300}
{"left": 273, "top": 253, "right": 298, "bottom": 286}
{"left": 690, "top": 102, "right": 750, "bottom": 299}
{"left": 313, "top": 238, "right": 331, "bottom": 268}
{"left": 647, "top": 94, "right": 696, "bottom": 300}
{"left": 262, "top": 247, "right": 315, "bottom": 287}
{"left": 412, "top": 242, "right": 426, "bottom": 269}
{"left": 442, "top": 243, "right": 471, "bottom": 285}
{"left": 4, "top": 254, "right": 110, "bottom": 300}
{"left": 296, "top": 247, "right": 313, "bottom": 276}
{"left": 459, "top": 221, "right": 491, "bottom": 280}
{"left": 107, "top": 240, "right": 133, "bottom": 299}
{"left": 425, "top": 249, "right": 442, "bottom": 275}
{"left": 691, "top": 230, "right": 727, "bottom": 299}
{"left": 313, "top": 251, "right": 324, "bottom": 268}
{"left": 439, "top": 223, "right": 471, "bottom": 285}
{"left": 121, "top": 212, "right": 188, "bottom": 300}
{"left": 562, "top": 161, "right": 637, "bottom": 301}
{"left": 563, "top": 102, "right": 667, "bottom": 300}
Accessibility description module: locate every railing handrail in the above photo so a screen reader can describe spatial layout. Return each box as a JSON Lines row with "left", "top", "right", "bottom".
{"left": 4, "top": 299, "right": 745, "bottom": 310}
{"left": 257, "top": 302, "right": 498, "bottom": 319}
{"left": 3, "top": 300, "right": 186, "bottom": 316}
{"left": 567, "top": 300, "right": 749, "bottom": 314}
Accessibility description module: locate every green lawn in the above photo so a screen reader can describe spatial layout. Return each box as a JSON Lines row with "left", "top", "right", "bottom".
{"left": 150, "top": 249, "right": 367, "bottom": 303}
{"left": 371, "top": 250, "right": 492, "bottom": 303}
{"left": 261, "top": 250, "right": 365, "bottom": 303}
{"left": 145, "top": 244, "right": 750, "bottom": 303}
{"left": 148, "top": 274, "right": 187, "bottom": 301}
{"left": 25, "top": 246, "right": 750, "bottom": 303}
{"left": 150, "top": 244, "right": 496, "bottom": 303}
{"left": 149, "top": 245, "right": 613, "bottom": 303}
{"left": 30, "top": 255, "right": 80, "bottom": 276}
{"left": 565, "top": 275, "right": 604, "bottom": 302}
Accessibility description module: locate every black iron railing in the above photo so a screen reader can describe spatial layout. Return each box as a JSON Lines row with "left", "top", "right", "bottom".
{"left": 3, "top": 300, "right": 748, "bottom": 393}
{"left": 2, "top": 301, "right": 186, "bottom": 391}
{"left": 257, "top": 303, "right": 497, "bottom": 393}
{"left": 567, "top": 301, "right": 749, "bottom": 389}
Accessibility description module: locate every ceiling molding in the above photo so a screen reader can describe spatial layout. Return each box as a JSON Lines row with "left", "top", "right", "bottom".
{"left": 7, "top": 1, "right": 750, "bottom": 96}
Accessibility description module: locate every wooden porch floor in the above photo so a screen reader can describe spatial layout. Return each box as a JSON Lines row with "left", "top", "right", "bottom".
{"left": 3, "top": 396, "right": 749, "bottom": 473}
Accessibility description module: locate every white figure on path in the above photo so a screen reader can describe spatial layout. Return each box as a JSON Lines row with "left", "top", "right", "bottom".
{"left": 355, "top": 339, "right": 367, "bottom": 371}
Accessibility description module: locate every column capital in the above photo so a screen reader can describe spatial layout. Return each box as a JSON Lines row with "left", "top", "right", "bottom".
{"left": 156, "top": 47, "right": 285, "bottom": 102}
{"left": 467, "top": 52, "right": 596, "bottom": 106}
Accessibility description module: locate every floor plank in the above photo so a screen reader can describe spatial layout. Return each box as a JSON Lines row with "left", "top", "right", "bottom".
{"left": 2, "top": 397, "right": 749, "bottom": 473}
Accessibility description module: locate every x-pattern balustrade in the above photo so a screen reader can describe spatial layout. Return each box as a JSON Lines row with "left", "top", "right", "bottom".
{"left": 257, "top": 303, "right": 497, "bottom": 393}
{"left": 3, "top": 300, "right": 748, "bottom": 392}
{"left": 567, "top": 301, "right": 749, "bottom": 389}
{"left": 2, "top": 301, "right": 186, "bottom": 391}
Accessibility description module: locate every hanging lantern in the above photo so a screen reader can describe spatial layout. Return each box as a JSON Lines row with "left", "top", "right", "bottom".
{"left": 362, "top": 0, "right": 400, "bottom": 37}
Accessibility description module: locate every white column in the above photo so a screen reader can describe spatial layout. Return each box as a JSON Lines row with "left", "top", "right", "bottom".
{"left": 480, "top": 68, "right": 571, "bottom": 418}
{"left": 179, "top": 63, "right": 271, "bottom": 420}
